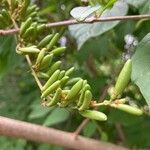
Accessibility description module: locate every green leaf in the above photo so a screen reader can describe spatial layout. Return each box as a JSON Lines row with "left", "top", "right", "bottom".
{"left": 131, "top": 33, "right": 150, "bottom": 106}
{"left": 43, "top": 108, "right": 70, "bottom": 126}
{"left": 69, "top": 1, "right": 128, "bottom": 49}
{"left": 83, "top": 121, "right": 96, "bottom": 137}
{"left": 70, "top": 5, "right": 101, "bottom": 21}
{"left": 126, "top": 0, "right": 146, "bottom": 8}
{"left": 29, "top": 105, "right": 53, "bottom": 119}
{"left": 126, "top": 0, "right": 150, "bottom": 14}
{"left": 0, "top": 35, "right": 19, "bottom": 78}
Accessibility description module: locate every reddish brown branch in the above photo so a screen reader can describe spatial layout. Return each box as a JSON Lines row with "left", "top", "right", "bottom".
{"left": 0, "top": 116, "right": 127, "bottom": 150}
{"left": 0, "top": 14, "right": 150, "bottom": 35}
{"left": 73, "top": 118, "right": 90, "bottom": 139}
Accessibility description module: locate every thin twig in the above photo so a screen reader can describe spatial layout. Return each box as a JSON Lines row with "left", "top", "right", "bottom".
{"left": 0, "top": 14, "right": 150, "bottom": 35}
{"left": 115, "top": 123, "right": 126, "bottom": 144}
{"left": 8, "top": 5, "right": 43, "bottom": 91}
{"left": 73, "top": 85, "right": 110, "bottom": 139}
{"left": 73, "top": 118, "right": 90, "bottom": 139}
{"left": 0, "top": 116, "right": 127, "bottom": 150}
{"left": 25, "top": 55, "right": 43, "bottom": 90}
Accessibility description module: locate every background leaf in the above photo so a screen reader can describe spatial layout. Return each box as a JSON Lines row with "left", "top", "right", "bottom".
{"left": 0, "top": 35, "right": 20, "bottom": 78}
{"left": 69, "top": 1, "right": 128, "bottom": 49}
{"left": 131, "top": 33, "right": 150, "bottom": 106}
{"left": 43, "top": 108, "right": 70, "bottom": 126}
{"left": 70, "top": 5, "right": 101, "bottom": 21}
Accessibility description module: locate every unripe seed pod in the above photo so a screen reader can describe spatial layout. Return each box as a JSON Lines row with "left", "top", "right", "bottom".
{"left": 111, "top": 59, "right": 132, "bottom": 100}
{"left": 22, "top": 26, "right": 35, "bottom": 39}
{"left": 38, "top": 34, "right": 53, "bottom": 48}
{"left": 40, "top": 54, "right": 53, "bottom": 70}
{"left": 66, "top": 77, "right": 81, "bottom": 86}
{"left": 42, "top": 70, "right": 60, "bottom": 91}
{"left": 18, "top": 47, "right": 40, "bottom": 54}
{"left": 77, "top": 84, "right": 91, "bottom": 107}
{"left": 79, "top": 90, "right": 92, "bottom": 111}
{"left": 47, "top": 88, "right": 62, "bottom": 107}
{"left": 20, "top": 17, "right": 32, "bottom": 36}
{"left": 41, "top": 80, "right": 60, "bottom": 98}
{"left": 11, "top": 0, "right": 18, "bottom": 11}
{"left": 83, "top": 80, "right": 87, "bottom": 86}
{"left": 47, "top": 33, "right": 60, "bottom": 51}
{"left": 27, "top": 11, "right": 37, "bottom": 18}
{"left": 60, "top": 76, "right": 69, "bottom": 87}
{"left": 66, "top": 79, "right": 83, "bottom": 100}
{"left": 37, "top": 24, "right": 46, "bottom": 33}
{"left": 80, "top": 110, "right": 107, "bottom": 121}
{"left": 26, "top": 4, "right": 37, "bottom": 15}
{"left": 47, "top": 61, "right": 62, "bottom": 76}
{"left": 1, "top": 9, "right": 11, "bottom": 24}
{"left": 110, "top": 104, "right": 143, "bottom": 116}
{"left": 50, "top": 47, "right": 66, "bottom": 56}
{"left": 37, "top": 72, "right": 49, "bottom": 79}
{"left": 35, "top": 48, "right": 46, "bottom": 66}
{"left": 58, "top": 70, "right": 66, "bottom": 80}
{"left": 65, "top": 67, "right": 75, "bottom": 76}
{"left": 20, "top": 0, "right": 30, "bottom": 19}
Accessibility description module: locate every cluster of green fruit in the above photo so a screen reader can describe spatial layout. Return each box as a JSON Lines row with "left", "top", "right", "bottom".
{"left": 0, "top": 0, "right": 39, "bottom": 28}
{"left": 1, "top": 0, "right": 142, "bottom": 121}
{"left": 16, "top": 15, "right": 109, "bottom": 121}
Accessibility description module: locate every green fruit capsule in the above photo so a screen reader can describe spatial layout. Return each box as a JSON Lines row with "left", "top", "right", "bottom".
{"left": 35, "top": 48, "right": 46, "bottom": 66}
{"left": 66, "top": 77, "right": 81, "bottom": 86}
{"left": 22, "top": 26, "right": 35, "bottom": 39}
{"left": 80, "top": 110, "right": 107, "bottom": 121}
{"left": 77, "top": 84, "right": 91, "bottom": 107}
{"left": 66, "top": 79, "right": 83, "bottom": 100}
{"left": 37, "top": 24, "right": 46, "bottom": 33}
{"left": 1, "top": 9, "right": 11, "bottom": 24}
{"left": 20, "top": 17, "right": 32, "bottom": 36}
{"left": 111, "top": 59, "right": 132, "bottom": 100}
{"left": 110, "top": 104, "right": 143, "bottom": 116}
{"left": 42, "top": 69, "right": 60, "bottom": 91}
{"left": 47, "top": 61, "right": 62, "bottom": 76}
{"left": 65, "top": 67, "right": 75, "bottom": 76}
{"left": 47, "top": 33, "right": 60, "bottom": 51}
{"left": 18, "top": 47, "right": 40, "bottom": 54}
{"left": 60, "top": 76, "right": 69, "bottom": 87}
{"left": 47, "top": 88, "right": 62, "bottom": 107}
{"left": 50, "top": 47, "right": 66, "bottom": 56}
{"left": 58, "top": 70, "right": 65, "bottom": 80}
{"left": 38, "top": 34, "right": 53, "bottom": 48}
{"left": 40, "top": 54, "right": 53, "bottom": 70}
{"left": 37, "top": 72, "right": 49, "bottom": 79}
{"left": 27, "top": 11, "right": 37, "bottom": 18}
{"left": 79, "top": 90, "right": 92, "bottom": 111}
{"left": 26, "top": 4, "right": 37, "bottom": 15}
{"left": 41, "top": 80, "right": 60, "bottom": 98}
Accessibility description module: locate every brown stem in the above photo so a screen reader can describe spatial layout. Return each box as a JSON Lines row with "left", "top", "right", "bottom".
{"left": 25, "top": 55, "right": 43, "bottom": 90}
{"left": 73, "top": 118, "right": 90, "bottom": 139}
{"left": 86, "top": 55, "right": 98, "bottom": 76}
{"left": 0, "top": 14, "right": 150, "bottom": 35}
{"left": 115, "top": 123, "right": 126, "bottom": 144}
{"left": 0, "top": 116, "right": 127, "bottom": 150}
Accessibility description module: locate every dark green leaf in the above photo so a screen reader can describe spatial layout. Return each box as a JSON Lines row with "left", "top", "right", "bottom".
{"left": 0, "top": 35, "right": 19, "bottom": 78}
{"left": 131, "top": 33, "right": 150, "bottom": 106}
{"left": 69, "top": 1, "right": 128, "bottom": 49}
{"left": 43, "top": 108, "right": 70, "bottom": 126}
{"left": 70, "top": 5, "right": 101, "bottom": 21}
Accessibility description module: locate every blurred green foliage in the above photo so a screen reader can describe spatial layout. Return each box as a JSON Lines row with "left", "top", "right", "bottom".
{"left": 0, "top": 0, "right": 150, "bottom": 149}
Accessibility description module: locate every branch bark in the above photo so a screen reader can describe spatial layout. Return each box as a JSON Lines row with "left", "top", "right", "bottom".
{"left": 0, "top": 116, "right": 127, "bottom": 150}
{"left": 0, "top": 14, "right": 150, "bottom": 35}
